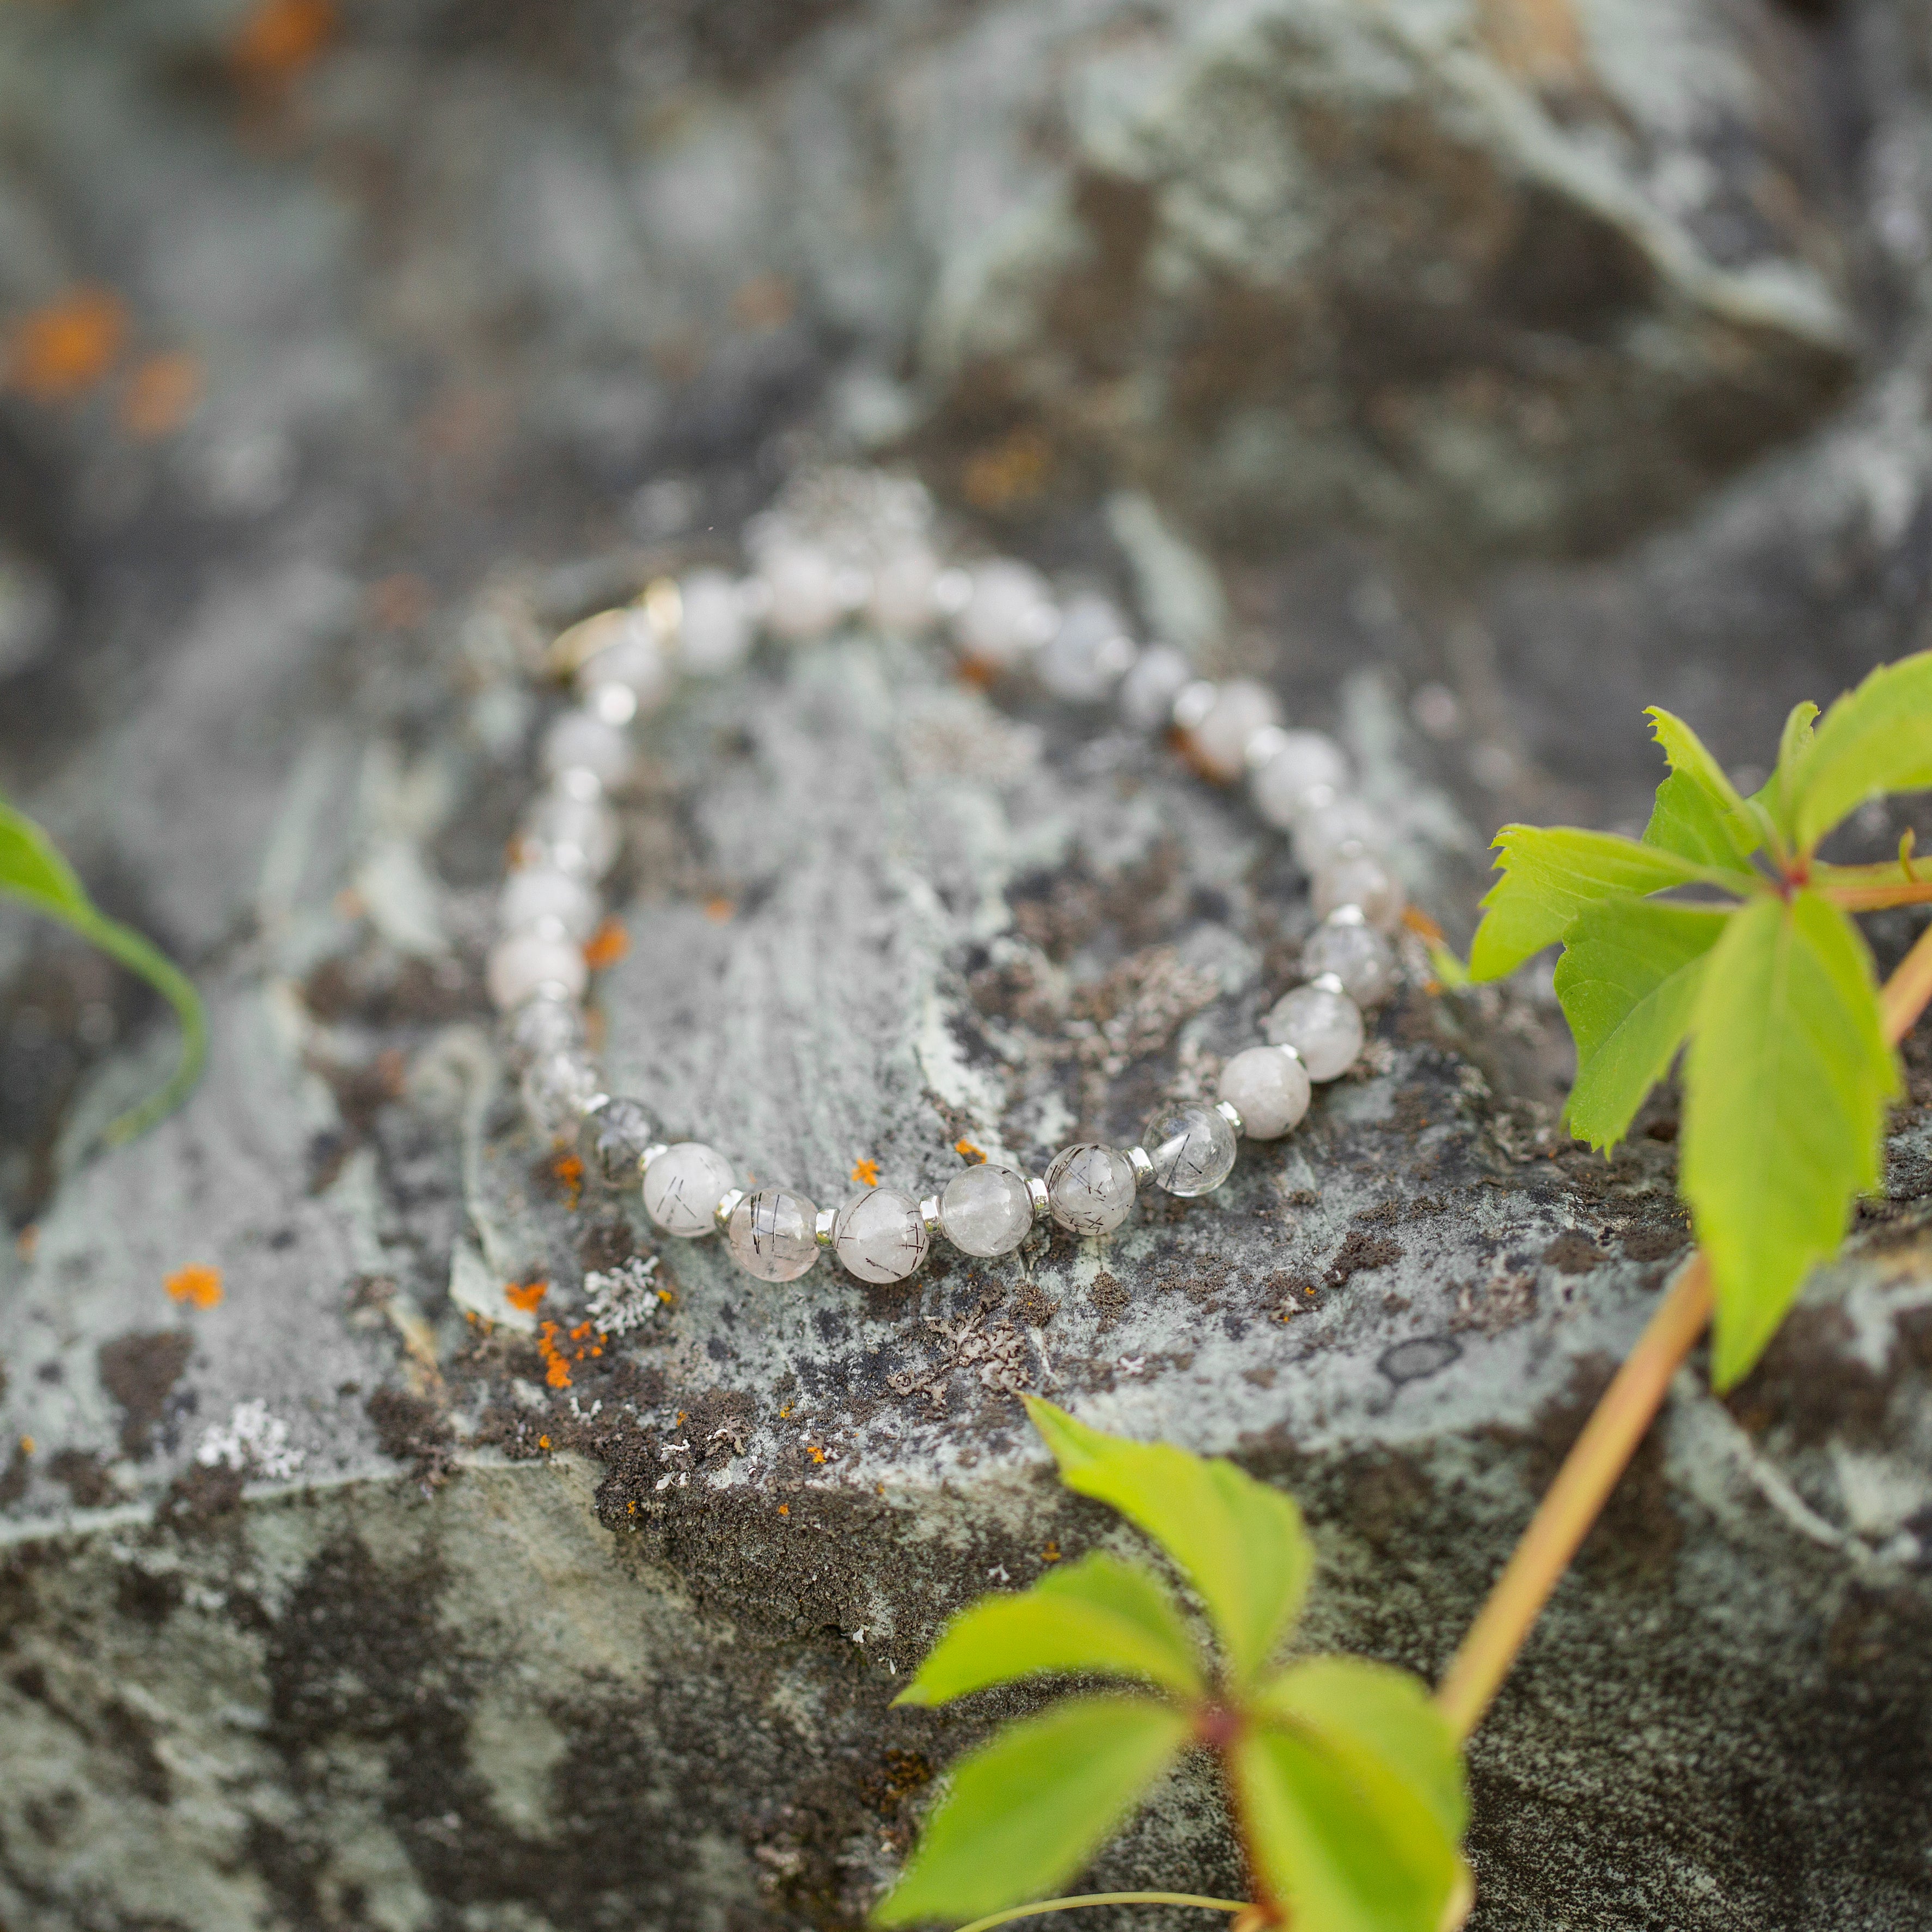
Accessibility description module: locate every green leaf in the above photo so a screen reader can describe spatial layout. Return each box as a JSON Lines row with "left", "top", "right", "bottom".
{"left": 870, "top": 1695, "right": 1191, "bottom": 1927}
{"left": 1784, "top": 651, "right": 1932, "bottom": 853}
{"left": 1466, "top": 826, "right": 1732, "bottom": 983}
{"left": 0, "top": 798, "right": 207, "bottom": 1145}
{"left": 1641, "top": 708, "right": 1760, "bottom": 871}
{"left": 1681, "top": 890, "right": 1898, "bottom": 1388}
{"left": 1025, "top": 1397, "right": 1310, "bottom": 1690}
{"left": 1554, "top": 896, "right": 1730, "bottom": 1151}
{"left": 1230, "top": 1695, "right": 1469, "bottom": 1932}
{"left": 894, "top": 1550, "right": 1206, "bottom": 1706}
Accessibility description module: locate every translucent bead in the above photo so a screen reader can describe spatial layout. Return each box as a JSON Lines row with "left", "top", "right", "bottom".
{"left": 1291, "top": 794, "right": 1383, "bottom": 872}
{"left": 578, "top": 621, "right": 672, "bottom": 717}
{"left": 938, "top": 1163, "right": 1035, "bottom": 1257}
{"left": 523, "top": 789, "right": 619, "bottom": 877}
{"left": 499, "top": 866, "right": 599, "bottom": 942}
{"left": 1184, "top": 679, "right": 1280, "bottom": 784}
{"left": 643, "top": 1141, "right": 736, "bottom": 1238}
{"left": 1142, "top": 1103, "right": 1238, "bottom": 1197}
{"left": 1218, "top": 1046, "right": 1311, "bottom": 1140}
{"left": 727, "top": 1187, "right": 820, "bottom": 1282}
{"left": 540, "top": 708, "right": 633, "bottom": 787}
{"left": 578, "top": 1097, "right": 655, "bottom": 1188}
{"left": 520, "top": 1050, "right": 601, "bottom": 1145}
{"left": 487, "top": 930, "right": 588, "bottom": 1010}
{"left": 1250, "top": 730, "right": 1352, "bottom": 829}
{"left": 761, "top": 543, "right": 845, "bottom": 642}
{"left": 1264, "top": 984, "right": 1365, "bottom": 1081}
{"left": 1303, "top": 913, "right": 1398, "bottom": 1006}
{"left": 869, "top": 548, "right": 941, "bottom": 634}
{"left": 1044, "top": 1144, "right": 1137, "bottom": 1237}
{"left": 1313, "top": 852, "right": 1405, "bottom": 931}
{"left": 1037, "top": 594, "right": 1135, "bottom": 703}
{"left": 503, "top": 993, "right": 585, "bottom": 1069}
{"left": 1118, "top": 644, "right": 1193, "bottom": 731}
{"left": 833, "top": 1187, "right": 930, "bottom": 1282}
{"left": 953, "top": 559, "right": 1055, "bottom": 669}
{"left": 678, "top": 568, "right": 754, "bottom": 675}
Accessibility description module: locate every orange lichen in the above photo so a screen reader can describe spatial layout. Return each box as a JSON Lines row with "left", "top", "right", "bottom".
{"left": 961, "top": 426, "right": 1053, "bottom": 511}
{"left": 5, "top": 287, "right": 127, "bottom": 401}
{"left": 777, "top": 1503, "right": 790, "bottom": 1516}
{"left": 165, "top": 1265, "right": 224, "bottom": 1310}
{"left": 120, "top": 351, "right": 202, "bottom": 438}
{"left": 850, "top": 1158, "right": 880, "bottom": 1188}
{"left": 954, "top": 1139, "right": 985, "bottom": 1163}
{"left": 702, "top": 897, "right": 735, "bottom": 924}
{"left": 230, "top": 0, "right": 336, "bottom": 82}
{"left": 583, "top": 920, "right": 629, "bottom": 970}
{"left": 537, "top": 1321, "right": 572, "bottom": 1388}
{"left": 15, "top": 1225, "right": 37, "bottom": 1263}
{"left": 806, "top": 1445, "right": 827, "bottom": 1465}
{"left": 1402, "top": 905, "right": 1446, "bottom": 942}
{"left": 537, "top": 1434, "right": 552, "bottom": 1451}
{"left": 1041, "top": 1542, "right": 1062, "bottom": 1564}
{"left": 778, "top": 1404, "right": 792, "bottom": 1420}
{"left": 505, "top": 1280, "right": 548, "bottom": 1314}
{"left": 19, "top": 1436, "right": 34, "bottom": 1456}
{"left": 551, "top": 1153, "right": 584, "bottom": 1210}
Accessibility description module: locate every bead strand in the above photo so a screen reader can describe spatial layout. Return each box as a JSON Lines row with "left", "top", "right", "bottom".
{"left": 487, "top": 473, "right": 1414, "bottom": 1289}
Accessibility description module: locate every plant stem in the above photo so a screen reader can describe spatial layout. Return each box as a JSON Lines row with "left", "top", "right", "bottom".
{"left": 950, "top": 1894, "right": 1252, "bottom": 1932}
{"left": 1435, "top": 910, "right": 1932, "bottom": 1743}
{"left": 1824, "top": 882, "right": 1932, "bottom": 911}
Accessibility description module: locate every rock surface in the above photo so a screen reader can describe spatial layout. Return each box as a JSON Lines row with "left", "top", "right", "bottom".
{"left": 3, "top": 3, "right": 1932, "bottom": 1931}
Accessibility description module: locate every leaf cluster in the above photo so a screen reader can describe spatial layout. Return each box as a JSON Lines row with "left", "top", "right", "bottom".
{"left": 1468, "top": 652, "right": 1932, "bottom": 1386}
{"left": 874, "top": 1398, "right": 1468, "bottom": 1931}
{"left": 0, "top": 796, "right": 206, "bottom": 1144}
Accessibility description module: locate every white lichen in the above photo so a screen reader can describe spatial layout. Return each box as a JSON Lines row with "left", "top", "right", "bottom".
{"left": 195, "top": 1399, "right": 304, "bottom": 1481}
{"left": 585, "top": 1255, "right": 661, "bottom": 1334}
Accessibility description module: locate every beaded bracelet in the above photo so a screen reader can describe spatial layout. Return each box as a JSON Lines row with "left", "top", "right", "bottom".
{"left": 487, "top": 470, "right": 1410, "bottom": 1288}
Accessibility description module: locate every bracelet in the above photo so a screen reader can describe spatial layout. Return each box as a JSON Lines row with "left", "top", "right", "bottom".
{"left": 485, "top": 469, "right": 1410, "bottom": 1288}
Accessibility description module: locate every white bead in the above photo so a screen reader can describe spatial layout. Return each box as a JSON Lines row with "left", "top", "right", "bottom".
{"left": 1313, "top": 852, "right": 1406, "bottom": 931}
{"left": 1118, "top": 645, "right": 1193, "bottom": 731}
{"left": 1218, "top": 1046, "right": 1311, "bottom": 1139}
{"left": 643, "top": 1142, "right": 736, "bottom": 1238}
{"left": 953, "top": 559, "right": 1055, "bottom": 669}
{"left": 1264, "top": 983, "right": 1365, "bottom": 1081}
{"left": 678, "top": 569, "right": 754, "bottom": 675}
{"left": 1302, "top": 913, "right": 1398, "bottom": 1006}
{"left": 726, "top": 1187, "right": 820, "bottom": 1281}
{"left": 499, "top": 866, "right": 599, "bottom": 942}
{"left": 519, "top": 1050, "right": 601, "bottom": 1145}
{"left": 1044, "top": 1144, "right": 1137, "bottom": 1236}
{"left": 833, "top": 1187, "right": 930, "bottom": 1283}
{"left": 869, "top": 548, "right": 941, "bottom": 634}
{"left": 487, "top": 930, "right": 588, "bottom": 1010}
{"left": 503, "top": 993, "right": 585, "bottom": 1068}
{"left": 540, "top": 708, "right": 633, "bottom": 787}
{"left": 1250, "top": 731, "right": 1352, "bottom": 829}
{"left": 1141, "top": 1103, "right": 1237, "bottom": 1196}
{"left": 1185, "top": 678, "right": 1280, "bottom": 783}
{"left": 1037, "top": 594, "right": 1135, "bottom": 702}
{"left": 1291, "top": 794, "right": 1383, "bottom": 872}
{"left": 762, "top": 543, "right": 845, "bottom": 641}
{"left": 522, "top": 789, "right": 619, "bottom": 877}
{"left": 938, "top": 1163, "right": 1034, "bottom": 1256}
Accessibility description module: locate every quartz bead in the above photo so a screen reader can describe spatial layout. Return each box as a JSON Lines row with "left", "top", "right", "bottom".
{"left": 523, "top": 789, "right": 619, "bottom": 877}
{"left": 487, "top": 930, "right": 588, "bottom": 1009}
{"left": 499, "top": 865, "right": 600, "bottom": 942}
{"left": 1264, "top": 983, "right": 1365, "bottom": 1081}
{"left": 833, "top": 1187, "right": 930, "bottom": 1283}
{"left": 761, "top": 543, "right": 845, "bottom": 642}
{"left": 643, "top": 1141, "right": 736, "bottom": 1238}
{"left": 1142, "top": 1103, "right": 1238, "bottom": 1196}
{"left": 678, "top": 568, "right": 754, "bottom": 675}
{"left": 540, "top": 708, "right": 633, "bottom": 787}
{"left": 1303, "top": 912, "right": 1397, "bottom": 1006}
{"left": 1184, "top": 679, "right": 1280, "bottom": 784}
{"left": 1291, "top": 794, "right": 1383, "bottom": 872}
{"left": 1044, "top": 1144, "right": 1137, "bottom": 1236}
{"left": 938, "top": 1163, "right": 1035, "bottom": 1257}
{"left": 578, "top": 1097, "right": 655, "bottom": 1188}
{"left": 503, "top": 992, "right": 585, "bottom": 1069}
{"left": 727, "top": 1187, "right": 820, "bottom": 1281}
{"left": 953, "top": 559, "right": 1055, "bottom": 669}
{"left": 1313, "top": 851, "right": 1405, "bottom": 931}
{"left": 519, "top": 1049, "right": 601, "bottom": 1145}
{"left": 1218, "top": 1046, "right": 1311, "bottom": 1140}
{"left": 1118, "top": 644, "right": 1193, "bottom": 731}
{"left": 869, "top": 548, "right": 941, "bottom": 634}
{"left": 1250, "top": 731, "right": 1352, "bottom": 829}
{"left": 1037, "top": 594, "right": 1135, "bottom": 702}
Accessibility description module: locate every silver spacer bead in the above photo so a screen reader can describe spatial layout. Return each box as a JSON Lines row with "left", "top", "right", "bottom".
{"left": 1215, "top": 1099, "right": 1245, "bottom": 1139}
{"left": 713, "top": 1188, "right": 746, "bottom": 1233}
{"left": 1172, "top": 680, "right": 1217, "bottom": 732}
{"left": 1275, "top": 1041, "right": 1305, "bottom": 1067}
{"left": 919, "top": 1194, "right": 944, "bottom": 1238}
{"left": 639, "top": 1141, "right": 670, "bottom": 1173}
{"left": 814, "top": 1206, "right": 838, "bottom": 1250}
{"left": 1326, "top": 903, "right": 1367, "bottom": 927}
{"left": 1124, "top": 1145, "right": 1154, "bottom": 1185}
{"left": 582, "top": 1092, "right": 612, "bottom": 1119}
{"left": 1026, "top": 1176, "right": 1050, "bottom": 1219}
{"left": 1310, "top": 971, "right": 1347, "bottom": 997}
